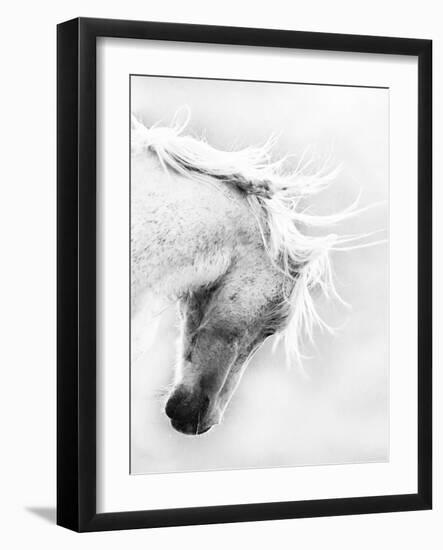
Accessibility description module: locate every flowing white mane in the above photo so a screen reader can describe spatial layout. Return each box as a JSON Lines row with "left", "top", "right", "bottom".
{"left": 132, "top": 110, "right": 380, "bottom": 365}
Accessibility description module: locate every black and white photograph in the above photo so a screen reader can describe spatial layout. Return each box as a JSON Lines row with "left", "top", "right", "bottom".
{"left": 130, "top": 75, "right": 389, "bottom": 475}
{"left": 0, "top": 1, "right": 437, "bottom": 544}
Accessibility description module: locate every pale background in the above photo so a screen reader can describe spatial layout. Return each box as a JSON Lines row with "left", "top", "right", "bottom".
{"left": 131, "top": 76, "right": 389, "bottom": 474}
{"left": 0, "top": 0, "right": 441, "bottom": 548}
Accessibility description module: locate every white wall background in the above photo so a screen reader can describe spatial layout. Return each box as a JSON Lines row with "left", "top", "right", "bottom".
{"left": 0, "top": 0, "right": 440, "bottom": 548}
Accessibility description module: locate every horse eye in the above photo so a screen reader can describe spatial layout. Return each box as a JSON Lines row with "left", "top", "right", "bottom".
{"left": 201, "top": 283, "right": 219, "bottom": 297}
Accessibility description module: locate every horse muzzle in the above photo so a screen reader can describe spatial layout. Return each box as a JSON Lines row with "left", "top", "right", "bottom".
{"left": 165, "top": 385, "right": 213, "bottom": 435}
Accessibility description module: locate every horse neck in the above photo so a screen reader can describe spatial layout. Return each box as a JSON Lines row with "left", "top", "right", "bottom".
{"left": 131, "top": 152, "right": 257, "bottom": 315}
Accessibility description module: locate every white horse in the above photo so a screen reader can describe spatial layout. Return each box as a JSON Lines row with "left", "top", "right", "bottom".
{"left": 131, "top": 111, "right": 375, "bottom": 436}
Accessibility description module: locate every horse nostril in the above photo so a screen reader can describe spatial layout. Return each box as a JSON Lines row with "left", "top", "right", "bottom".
{"left": 165, "top": 392, "right": 182, "bottom": 419}
{"left": 165, "top": 389, "right": 211, "bottom": 423}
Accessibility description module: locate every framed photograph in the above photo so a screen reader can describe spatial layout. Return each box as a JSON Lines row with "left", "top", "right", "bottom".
{"left": 57, "top": 17, "right": 432, "bottom": 532}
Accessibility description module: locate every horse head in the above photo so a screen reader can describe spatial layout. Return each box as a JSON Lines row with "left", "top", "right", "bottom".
{"left": 165, "top": 252, "right": 292, "bottom": 435}
{"left": 131, "top": 113, "right": 380, "bottom": 435}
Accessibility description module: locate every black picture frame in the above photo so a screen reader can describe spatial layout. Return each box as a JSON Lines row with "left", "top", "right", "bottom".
{"left": 57, "top": 17, "right": 432, "bottom": 532}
